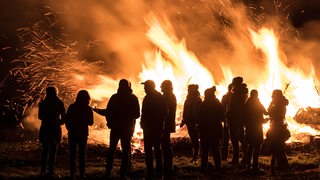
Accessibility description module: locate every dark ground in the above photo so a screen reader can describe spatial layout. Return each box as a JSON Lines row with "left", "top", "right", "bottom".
{"left": 0, "top": 128, "right": 320, "bottom": 180}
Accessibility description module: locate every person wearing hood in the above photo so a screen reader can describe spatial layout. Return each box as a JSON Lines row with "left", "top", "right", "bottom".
{"left": 94, "top": 79, "right": 140, "bottom": 179}
{"left": 38, "top": 86, "right": 65, "bottom": 176}
{"left": 160, "top": 80, "right": 177, "bottom": 176}
{"left": 198, "top": 86, "right": 225, "bottom": 173}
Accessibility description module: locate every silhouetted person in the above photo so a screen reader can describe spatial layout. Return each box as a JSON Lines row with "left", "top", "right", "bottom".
{"left": 160, "top": 80, "right": 177, "bottom": 176}
{"left": 181, "top": 84, "right": 202, "bottom": 163}
{"left": 226, "top": 77, "right": 248, "bottom": 165}
{"left": 243, "top": 89, "right": 268, "bottom": 174}
{"left": 140, "top": 80, "right": 165, "bottom": 178}
{"left": 96, "top": 79, "right": 140, "bottom": 179}
{"left": 38, "top": 86, "right": 65, "bottom": 176}
{"left": 198, "top": 86, "right": 224, "bottom": 173}
{"left": 267, "top": 89, "right": 290, "bottom": 174}
{"left": 65, "top": 90, "right": 94, "bottom": 179}
{"left": 220, "top": 84, "right": 232, "bottom": 160}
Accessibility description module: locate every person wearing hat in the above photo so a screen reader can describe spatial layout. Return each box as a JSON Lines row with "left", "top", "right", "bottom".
{"left": 38, "top": 86, "right": 65, "bottom": 177}
{"left": 140, "top": 80, "right": 165, "bottom": 178}
{"left": 181, "top": 84, "right": 202, "bottom": 163}
{"left": 198, "top": 86, "right": 224, "bottom": 173}
{"left": 160, "top": 80, "right": 177, "bottom": 176}
{"left": 94, "top": 79, "right": 140, "bottom": 179}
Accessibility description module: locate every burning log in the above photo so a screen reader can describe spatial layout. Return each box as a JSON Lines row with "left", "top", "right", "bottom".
{"left": 293, "top": 107, "right": 320, "bottom": 126}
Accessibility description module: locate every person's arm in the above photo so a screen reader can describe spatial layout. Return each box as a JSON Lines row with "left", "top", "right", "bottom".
{"left": 132, "top": 95, "right": 140, "bottom": 120}
{"left": 59, "top": 101, "right": 66, "bottom": 125}
{"left": 38, "top": 102, "right": 44, "bottom": 121}
{"left": 87, "top": 107, "right": 94, "bottom": 126}
{"left": 93, "top": 108, "right": 107, "bottom": 116}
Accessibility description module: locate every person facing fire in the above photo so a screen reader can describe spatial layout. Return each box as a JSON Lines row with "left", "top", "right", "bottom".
{"left": 226, "top": 76, "right": 248, "bottom": 166}
{"left": 160, "top": 80, "right": 177, "bottom": 176}
{"left": 65, "top": 90, "right": 94, "bottom": 179}
{"left": 38, "top": 86, "right": 65, "bottom": 177}
{"left": 243, "top": 89, "right": 268, "bottom": 174}
{"left": 94, "top": 79, "right": 140, "bottom": 179}
{"left": 181, "top": 84, "right": 202, "bottom": 163}
{"left": 140, "top": 80, "right": 165, "bottom": 178}
{"left": 267, "top": 89, "right": 290, "bottom": 174}
{"left": 198, "top": 86, "right": 224, "bottom": 173}
{"left": 220, "top": 83, "right": 232, "bottom": 161}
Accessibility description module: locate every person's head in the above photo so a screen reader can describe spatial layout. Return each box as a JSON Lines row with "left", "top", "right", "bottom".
{"left": 75, "top": 90, "right": 91, "bottom": 105}
{"left": 232, "top": 76, "right": 243, "bottom": 86}
{"left": 118, "top": 79, "right": 132, "bottom": 94}
{"left": 119, "top": 79, "right": 131, "bottom": 88}
{"left": 45, "top": 86, "right": 58, "bottom": 98}
{"left": 187, "top": 84, "right": 200, "bottom": 96}
{"left": 204, "top": 86, "right": 216, "bottom": 100}
{"left": 141, "top": 80, "right": 156, "bottom": 94}
{"left": 250, "top": 89, "right": 258, "bottom": 98}
{"left": 161, "top": 80, "right": 173, "bottom": 93}
{"left": 272, "top": 89, "right": 283, "bottom": 100}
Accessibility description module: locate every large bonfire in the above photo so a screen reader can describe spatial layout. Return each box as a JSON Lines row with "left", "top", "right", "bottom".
{"left": 6, "top": 1, "right": 320, "bottom": 152}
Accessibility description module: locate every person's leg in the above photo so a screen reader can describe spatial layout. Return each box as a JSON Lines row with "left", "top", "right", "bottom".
{"left": 188, "top": 125, "right": 199, "bottom": 161}
{"left": 143, "top": 131, "right": 154, "bottom": 177}
{"left": 79, "top": 137, "right": 87, "bottom": 178}
{"left": 200, "top": 138, "right": 209, "bottom": 173}
{"left": 252, "top": 143, "right": 261, "bottom": 170}
{"left": 106, "top": 129, "right": 120, "bottom": 177}
{"left": 221, "top": 124, "right": 229, "bottom": 160}
{"left": 240, "top": 127, "right": 247, "bottom": 164}
{"left": 120, "top": 134, "right": 131, "bottom": 178}
{"left": 48, "top": 142, "right": 58, "bottom": 175}
{"left": 277, "top": 142, "right": 289, "bottom": 170}
{"left": 162, "top": 131, "right": 173, "bottom": 175}
{"left": 246, "top": 143, "right": 254, "bottom": 168}
{"left": 69, "top": 137, "right": 77, "bottom": 177}
{"left": 40, "top": 143, "right": 49, "bottom": 174}
{"left": 229, "top": 126, "right": 240, "bottom": 165}
{"left": 154, "top": 132, "right": 163, "bottom": 176}
{"left": 212, "top": 139, "right": 221, "bottom": 171}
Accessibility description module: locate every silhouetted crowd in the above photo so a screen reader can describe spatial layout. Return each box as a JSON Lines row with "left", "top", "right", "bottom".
{"left": 37, "top": 76, "right": 291, "bottom": 179}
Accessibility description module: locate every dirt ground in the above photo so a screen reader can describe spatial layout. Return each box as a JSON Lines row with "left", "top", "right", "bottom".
{"left": 0, "top": 130, "right": 320, "bottom": 180}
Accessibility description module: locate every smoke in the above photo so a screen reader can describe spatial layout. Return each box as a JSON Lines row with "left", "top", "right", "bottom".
{"left": 1, "top": 0, "right": 320, "bottom": 136}
{"left": 45, "top": 0, "right": 320, "bottom": 82}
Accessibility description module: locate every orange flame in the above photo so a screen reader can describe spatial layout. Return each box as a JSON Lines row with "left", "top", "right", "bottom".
{"left": 86, "top": 14, "right": 319, "bottom": 149}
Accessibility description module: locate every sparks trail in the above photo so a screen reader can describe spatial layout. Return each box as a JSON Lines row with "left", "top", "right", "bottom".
{"left": 6, "top": 8, "right": 105, "bottom": 121}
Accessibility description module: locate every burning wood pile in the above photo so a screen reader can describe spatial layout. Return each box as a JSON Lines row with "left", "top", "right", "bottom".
{"left": 294, "top": 107, "right": 320, "bottom": 126}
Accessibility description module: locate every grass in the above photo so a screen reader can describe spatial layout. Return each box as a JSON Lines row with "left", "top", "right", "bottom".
{"left": 0, "top": 132, "right": 320, "bottom": 179}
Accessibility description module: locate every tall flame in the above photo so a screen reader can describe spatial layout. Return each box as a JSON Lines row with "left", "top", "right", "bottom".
{"left": 86, "top": 14, "right": 319, "bottom": 148}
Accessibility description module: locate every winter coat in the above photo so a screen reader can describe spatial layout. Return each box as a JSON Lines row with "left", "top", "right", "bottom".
{"left": 182, "top": 95, "right": 202, "bottom": 127}
{"left": 140, "top": 90, "right": 165, "bottom": 133}
{"left": 38, "top": 96, "right": 65, "bottom": 144}
{"left": 162, "top": 92, "right": 177, "bottom": 133}
{"left": 105, "top": 89, "right": 140, "bottom": 135}
{"left": 243, "top": 96, "right": 267, "bottom": 144}
{"left": 198, "top": 97, "right": 224, "bottom": 139}
{"left": 65, "top": 102, "right": 94, "bottom": 138}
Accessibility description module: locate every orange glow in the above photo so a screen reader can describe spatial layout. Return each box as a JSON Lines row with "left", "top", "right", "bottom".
{"left": 86, "top": 14, "right": 319, "bottom": 149}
